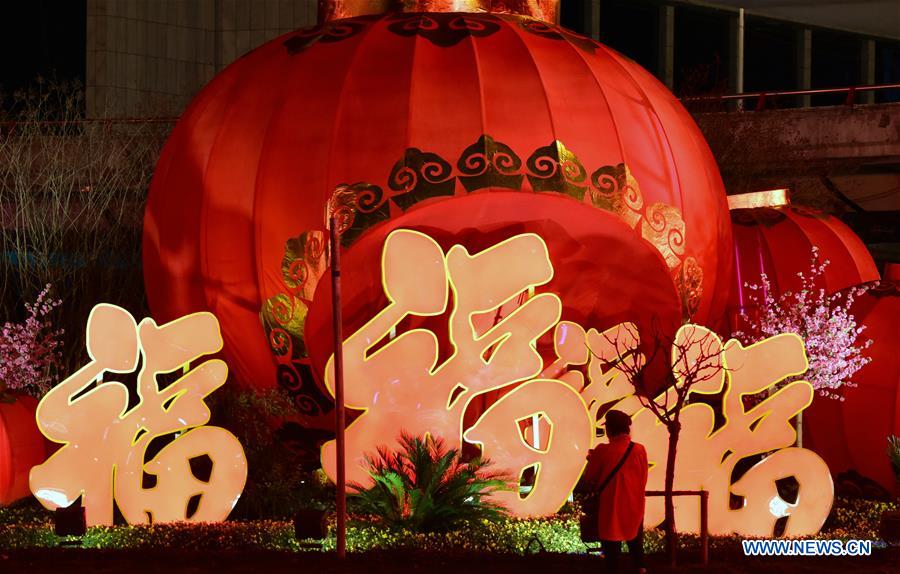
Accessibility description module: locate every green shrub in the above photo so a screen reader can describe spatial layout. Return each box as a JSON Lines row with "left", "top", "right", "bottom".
{"left": 210, "top": 388, "right": 335, "bottom": 519}
{"left": 331, "top": 514, "right": 585, "bottom": 554}
{"left": 348, "top": 433, "right": 510, "bottom": 533}
{"left": 888, "top": 435, "right": 900, "bottom": 483}
{"left": 0, "top": 496, "right": 894, "bottom": 553}
{"left": 824, "top": 497, "right": 899, "bottom": 539}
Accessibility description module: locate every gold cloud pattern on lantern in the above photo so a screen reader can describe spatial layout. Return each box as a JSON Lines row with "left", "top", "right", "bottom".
{"left": 261, "top": 136, "right": 705, "bottom": 418}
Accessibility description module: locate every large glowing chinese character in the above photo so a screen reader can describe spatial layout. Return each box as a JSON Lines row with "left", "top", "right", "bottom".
{"left": 29, "top": 304, "right": 247, "bottom": 526}
{"left": 464, "top": 379, "right": 593, "bottom": 516}
{"left": 321, "top": 229, "right": 561, "bottom": 487}
{"left": 323, "top": 228, "right": 834, "bottom": 535}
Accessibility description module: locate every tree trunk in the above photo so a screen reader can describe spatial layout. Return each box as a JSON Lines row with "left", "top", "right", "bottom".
{"left": 664, "top": 421, "right": 681, "bottom": 568}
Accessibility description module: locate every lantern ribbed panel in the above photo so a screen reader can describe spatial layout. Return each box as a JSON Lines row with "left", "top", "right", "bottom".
{"left": 144, "top": 13, "right": 731, "bottom": 413}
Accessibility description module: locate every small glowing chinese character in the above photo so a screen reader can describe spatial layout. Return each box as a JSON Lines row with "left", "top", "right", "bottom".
{"left": 628, "top": 332, "right": 834, "bottom": 536}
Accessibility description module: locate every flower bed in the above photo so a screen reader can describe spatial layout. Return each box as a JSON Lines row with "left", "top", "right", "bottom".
{"left": 0, "top": 511, "right": 584, "bottom": 554}
{"left": 0, "top": 498, "right": 895, "bottom": 554}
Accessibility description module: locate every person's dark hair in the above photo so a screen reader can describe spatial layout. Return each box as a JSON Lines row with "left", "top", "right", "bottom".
{"left": 605, "top": 409, "right": 632, "bottom": 437}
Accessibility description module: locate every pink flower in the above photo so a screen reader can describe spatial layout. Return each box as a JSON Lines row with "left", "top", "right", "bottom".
{"left": 0, "top": 284, "right": 64, "bottom": 398}
{"left": 734, "top": 247, "right": 873, "bottom": 399}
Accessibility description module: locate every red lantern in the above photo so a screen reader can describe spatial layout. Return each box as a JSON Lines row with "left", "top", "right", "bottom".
{"left": 728, "top": 196, "right": 879, "bottom": 332}
{"left": 885, "top": 264, "right": 900, "bottom": 283}
{"left": 839, "top": 280, "right": 900, "bottom": 492}
{"left": 801, "top": 278, "right": 900, "bottom": 493}
{"left": 0, "top": 396, "right": 46, "bottom": 505}
{"left": 727, "top": 194, "right": 880, "bottom": 476}
{"left": 303, "top": 191, "right": 686, "bottom": 424}
{"left": 143, "top": 4, "right": 732, "bottom": 426}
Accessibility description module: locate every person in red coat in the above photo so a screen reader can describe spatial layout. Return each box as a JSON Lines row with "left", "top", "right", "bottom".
{"left": 584, "top": 409, "right": 649, "bottom": 573}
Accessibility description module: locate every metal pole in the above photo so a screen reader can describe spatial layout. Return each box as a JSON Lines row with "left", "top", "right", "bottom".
{"left": 729, "top": 8, "right": 744, "bottom": 111}
{"left": 700, "top": 490, "right": 709, "bottom": 567}
{"left": 736, "top": 8, "right": 744, "bottom": 96}
{"left": 796, "top": 29, "right": 812, "bottom": 108}
{"left": 584, "top": 0, "right": 600, "bottom": 41}
{"left": 329, "top": 215, "right": 346, "bottom": 559}
{"left": 860, "top": 39, "right": 876, "bottom": 105}
{"left": 658, "top": 5, "right": 675, "bottom": 90}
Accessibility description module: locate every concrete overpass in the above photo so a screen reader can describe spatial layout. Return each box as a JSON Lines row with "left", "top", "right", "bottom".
{"left": 693, "top": 99, "right": 900, "bottom": 265}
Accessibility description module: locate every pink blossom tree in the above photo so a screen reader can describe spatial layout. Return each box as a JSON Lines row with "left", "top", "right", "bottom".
{"left": 736, "top": 247, "right": 872, "bottom": 399}
{"left": 0, "top": 285, "right": 64, "bottom": 400}
{"left": 734, "top": 247, "right": 873, "bottom": 445}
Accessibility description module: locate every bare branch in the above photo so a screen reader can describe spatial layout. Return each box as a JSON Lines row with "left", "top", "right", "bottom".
{"left": 1, "top": 80, "right": 169, "bottom": 372}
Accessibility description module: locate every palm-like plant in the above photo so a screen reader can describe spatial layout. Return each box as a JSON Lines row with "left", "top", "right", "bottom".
{"left": 888, "top": 436, "right": 900, "bottom": 483}
{"left": 349, "top": 433, "right": 511, "bottom": 532}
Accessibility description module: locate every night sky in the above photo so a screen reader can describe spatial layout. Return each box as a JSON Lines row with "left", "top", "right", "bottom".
{"left": 0, "top": 1, "right": 86, "bottom": 99}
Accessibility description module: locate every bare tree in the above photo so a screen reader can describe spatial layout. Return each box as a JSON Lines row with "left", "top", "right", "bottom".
{"left": 0, "top": 79, "right": 170, "bottom": 371}
{"left": 597, "top": 321, "right": 726, "bottom": 567}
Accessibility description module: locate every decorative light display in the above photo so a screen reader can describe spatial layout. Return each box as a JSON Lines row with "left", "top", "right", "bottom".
{"left": 143, "top": 3, "right": 733, "bottom": 430}
{"left": 29, "top": 304, "right": 247, "bottom": 527}
{"left": 133, "top": 0, "right": 853, "bottom": 539}
{"left": 320, "top": 228, "right": 834, "bottom": 536}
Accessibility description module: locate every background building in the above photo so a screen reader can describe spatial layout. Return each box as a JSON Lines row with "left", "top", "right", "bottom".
{"left": 1, "top": 1, "right": 898, "bottom": 264}
{"left": 564, "top": 1, "right": 900, "bottom": 104}
{"left": 2, "top": 1, "right": 897, "bottom": 117}
{"left": 83, "top": 0, "right": 319, "bottom": 117}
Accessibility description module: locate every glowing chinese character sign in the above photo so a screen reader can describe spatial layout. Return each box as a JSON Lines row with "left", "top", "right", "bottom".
{"left": 322, "top": 229, "right": 834, "bottom": 537}
{"left": 30, "top": 305, "right": 247, "bottom": 526}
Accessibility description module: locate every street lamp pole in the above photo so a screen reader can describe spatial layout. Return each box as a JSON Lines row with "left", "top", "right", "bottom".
{"left": 329, "top": 214, "right": 346, "bottom": 559}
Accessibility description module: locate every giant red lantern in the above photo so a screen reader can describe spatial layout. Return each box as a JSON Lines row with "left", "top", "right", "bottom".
{"left": 143, "top": 1, "right": 732, "bottom": 428}
{"left": 840, "top": 279, "right": 900, "bottom": 491}
{"left": 0, "top": 397, "right": 46, "bottom": 505}
{"left": 727, "top": 191, "right": 879, "bottom": 331}
{"left": 727, "top": 191, "right": 890, "bottom": 489}
{"left": 800, "top": 275, "right": 900, "bottom": 493}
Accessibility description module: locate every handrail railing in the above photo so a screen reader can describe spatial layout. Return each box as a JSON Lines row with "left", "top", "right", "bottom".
{"left": 0, "top": 116, "right": 178, "bottom": 128}
{"left": 2, "top": 84, "right": 898, "bottom": 129}
{"left": 682, "top": 83, "right": 900, "bottom": 110}
{"left": 646, "top": 489, "right": 709, "bottom": 567}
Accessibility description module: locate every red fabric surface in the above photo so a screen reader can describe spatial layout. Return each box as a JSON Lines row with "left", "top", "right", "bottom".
{"left": 728, "top": 205, "right": 884, "bottom": 488}
{"left": 0, "top": 397, "right": 46, "bottom": 506}
{"left": 885, "top": 263, "right": 900, "bottom": 283}
{"left": 804, "top": 284, "right": 900, "bottom": 492}
{"left": 143, "top": 13, "right": 731, "bottom": 421}
{"left": 302, "top": 192, "right": 684, "bottom": 424}
{"left": 584, "top": 435, "right": 649, "bottom": 541}
{"left": 728, "top": 206, "right": 879, "bottom": 332}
